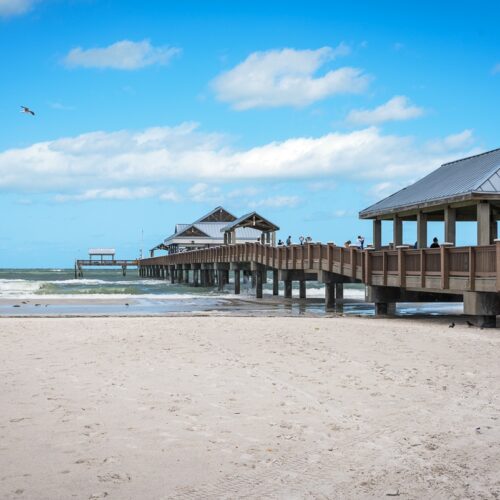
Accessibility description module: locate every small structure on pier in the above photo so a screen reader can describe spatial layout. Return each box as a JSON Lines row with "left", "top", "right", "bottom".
{"left": 359, "top": 148, "right": 500, "bottom": 249}
{"left": 153, "top": 206, "right": 264, "bottom": 255}
{"left": 88, "top": 248, "right": 115, "bottom": 261}
{"left": 221, "top": 211, "right": 279, "bottom": 245}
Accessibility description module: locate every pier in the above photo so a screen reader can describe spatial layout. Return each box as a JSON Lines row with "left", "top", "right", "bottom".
{"left": 138, "top": 149, "right": 500, "bottom": 327}
{"left": 138, "top": 241, "right": 500, "bottom": 326}
{"left": 75, "top": 248, "right": 138, "bottom": 277}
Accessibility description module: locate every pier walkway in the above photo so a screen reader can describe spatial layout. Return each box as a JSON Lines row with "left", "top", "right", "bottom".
{"left": 139, "top": 242, "right": 500, "bottom": 327}
{"left": 74, "top": 259, "right": 138, "bottom": 278}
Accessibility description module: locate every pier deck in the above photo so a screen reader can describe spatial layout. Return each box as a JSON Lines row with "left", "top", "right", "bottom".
{"left": 139, "top": 242, "right": 500, "bottom": 326}
{"left": 74, "top": 259, "right": 138, "bottom": 277}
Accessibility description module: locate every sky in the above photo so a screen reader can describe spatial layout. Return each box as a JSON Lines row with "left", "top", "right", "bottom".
{"left": 0, "top": 0, "right": 499, "bottom": 267}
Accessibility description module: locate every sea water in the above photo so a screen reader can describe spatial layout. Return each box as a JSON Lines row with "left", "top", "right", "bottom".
{"left": 0, "top": 268, "right": 462, "bottom": 317}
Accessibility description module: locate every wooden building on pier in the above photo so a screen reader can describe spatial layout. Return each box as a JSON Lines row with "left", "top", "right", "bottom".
{"left": 151, "top": 206, "right": 273, "bottom": 256}
{"left": 360, "top": 148, "right": 500, "bottom": 249}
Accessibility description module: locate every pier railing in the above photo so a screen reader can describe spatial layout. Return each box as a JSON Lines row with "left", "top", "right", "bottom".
{"left": 140, "top": 242, "right": 500, "bottom": 293}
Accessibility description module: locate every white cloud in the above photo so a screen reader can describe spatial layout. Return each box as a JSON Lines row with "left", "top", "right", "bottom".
{"left": 346, "top": 96, "right": 424, "bottom": 125}
{"left": 0, "top": 0, "right": 37, "bottom": 17}
{"left": 159, "top": 190, "right": 181, "bottom": 202}
{"left": 54, "top": 187, "right": 156, "bottom": 202}
{"left": 212, "top": 45, "right": 370, "bottom": 109}
{"left": 0, "top": 123, "right": 478, "bottom": 197}
{"left": 63, "top": 40, "right": 181, "bottom": 70}
{"left": 250, "top": 195, "right": 301, "bottom": 209}
{"left": 188, "top": 183, "right": 223, "bottom": 203}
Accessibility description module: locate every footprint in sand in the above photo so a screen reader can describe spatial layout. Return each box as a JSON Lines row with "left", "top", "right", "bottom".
{"left": 97, "top": 472, "right": 131, "bottom": 483}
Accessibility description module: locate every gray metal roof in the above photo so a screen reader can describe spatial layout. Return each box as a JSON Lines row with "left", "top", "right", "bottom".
{"left": 221, "top": 211, "right": 280, "bottom": 232}
{"left": 164, "top": 222, "right": 261, "bottom": 245}
{"left": 360, "top": 148, "right": 500, "bottom": 218}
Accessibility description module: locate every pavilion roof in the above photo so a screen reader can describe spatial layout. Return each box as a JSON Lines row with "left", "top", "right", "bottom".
{"left": 360, "top": 148, "right": 500, "bottom": 219}
{"left": 221, "top": 211, "right": 280, "bottom": 233}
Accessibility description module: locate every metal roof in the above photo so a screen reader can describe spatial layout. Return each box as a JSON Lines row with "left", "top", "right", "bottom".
{"left": 193, "top": 206, "right": 236, "bottom": 223}
{"left": 164, "top": 222, "right": 261, "bottom": 245}
{"left": 360, "top": 148, "right": 500, "bottom": 218}
{"left": 221, "top": 211, "right": 280, "bottom": 232}
{"left": 89, "top": 248, "right": 115, "bottom": 254}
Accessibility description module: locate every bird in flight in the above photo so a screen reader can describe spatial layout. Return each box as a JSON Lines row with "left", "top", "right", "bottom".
{"left": 20, "top": 106, "right": 35, "bottom": 116}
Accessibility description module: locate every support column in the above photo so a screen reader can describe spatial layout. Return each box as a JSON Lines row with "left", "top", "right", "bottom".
{"left": 256, "top": 271, "right": 263, "bottom": 299}
{"left": 393, "top": 215, "right": 403, "bottom": 247}
{"left": 335, "top": 283, "right": 344, "bottom": 301}
{"left": 234, "top": 270, "right": 240, "bottom": 295}
{"left": 299, "top": 280, "right": 306, "bottom": 299}
{"left": 284, "top": 280, "right": 292, "bottom": 299}
{"left": 444, "top": 206, "right": 456, "bottom": 245}
{"left": 417, "top": 211, "right": 427, "bottom": 249}
{"left": 193, "top": 270, "right": 199, "bottom": 287}
{"left": 170, "top": 266, "right": 175, "bottom": 284}
{"left": 463, "top": 291, "right": 500, "bottom": 328}
{"left": 218, "top": 271, "right": 224, "bottom": 291}
{"left": 325, "top": 283, "right": 335, "bottom": 311}
{"left": 477, "top": 202, "right": 492, "bottom": 245}
{"left": 272, "top": 269, "right": 279, "bottom": 296}
{"left": 373, "top": 219, "right": 382, "bottom": 250}
{"left": 251, "top": 272, "right": 256, "bottom": 289}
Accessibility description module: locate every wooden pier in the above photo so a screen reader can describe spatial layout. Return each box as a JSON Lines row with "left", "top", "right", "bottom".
{"left": 74, "top": 259, "right": 138, "bottom": 278}
{"left": 138, "top": 241, "right": 500, "bottom": 327}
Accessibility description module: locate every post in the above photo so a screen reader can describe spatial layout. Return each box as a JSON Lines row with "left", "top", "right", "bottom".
{"left": 299, "top": 280, "right": 306, "bottom": 299}
{"left": 444, "top": 206, "right": 456, "bottom": 244}
{"left": 284, "top": 280, "right": 292, "bottom": 299}
{"left": 256, "top": 271, "right": 263, "bottom": 299}
{"left": 335, "top": 283, "right": 343, "bottom": 301}
{"left": 272, "top": 269, "right": 279, "bottom": 295}
{"left": 440, "top": 245, "right": 449, "bottom": 289}
{"left": 393, "top": 215, "right": 403, "bottom": 246}
{"left": 417, "top": 211, "right": 427, "bottom": 248}
{"left": 234, "top": 269, "right": 240, "bottom": 295}
{"left": 477, "top": 202, "right": 492, "bottom": 245}
{"left": 325, "top": 283, "right": 335, "bottom": 311}
{"left": 193, "top": 269, "right": 199, "bottom": 287}
{"left": 373, "top": 219, "right": 382, "bottom": 250}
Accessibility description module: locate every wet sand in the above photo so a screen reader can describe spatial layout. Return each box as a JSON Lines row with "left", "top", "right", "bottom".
{"left": 1, "top": 316, "right": 499, "bottom": 499}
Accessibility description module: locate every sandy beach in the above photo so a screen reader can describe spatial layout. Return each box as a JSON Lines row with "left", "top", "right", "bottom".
{"left": 1, "top": 315, "right": 499, "bottom": 499}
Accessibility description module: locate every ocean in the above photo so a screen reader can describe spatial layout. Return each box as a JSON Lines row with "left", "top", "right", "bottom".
{"left": 0, "top": 268, "right": 463, "bottom": 317}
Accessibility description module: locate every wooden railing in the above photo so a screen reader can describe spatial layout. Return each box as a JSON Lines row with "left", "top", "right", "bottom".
{"left": 140, "top": 242, "right": 500, "bottom": 293}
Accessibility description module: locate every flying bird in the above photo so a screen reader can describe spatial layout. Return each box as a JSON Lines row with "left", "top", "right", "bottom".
{"left": 20, "top": 106, "right": 35, "bottom": 116}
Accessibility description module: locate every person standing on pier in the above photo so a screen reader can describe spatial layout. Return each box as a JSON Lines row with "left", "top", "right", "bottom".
{"left": 357, "top": 235, "right": 365, "bottom": 250}
{"left": 286, "top": 235, "right": 292, "bottom": 246}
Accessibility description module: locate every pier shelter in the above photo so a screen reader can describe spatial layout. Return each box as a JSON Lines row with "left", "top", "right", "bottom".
{"left": 359, "top": 148, "right": 500, "bottom": 249}
{"left": 221, "top": 212, "right": 279, "bottom": 245}
{"left": 154, "top": 206, "right": 263, "bottom": 255}
{"left": 88, "top": 248, "right": 115, "bottom": 261}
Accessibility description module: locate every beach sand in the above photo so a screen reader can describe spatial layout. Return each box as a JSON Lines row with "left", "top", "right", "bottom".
{"left": 1, "top": 316, "right": 499, "bottom": 499}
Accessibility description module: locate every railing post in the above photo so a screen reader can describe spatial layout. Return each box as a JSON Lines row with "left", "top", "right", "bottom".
{"left": 420, "top": 249, "right": 425, "bottom": 288}
{"left": 398, "top": 248, "right": 406, "bottom": 288}
{"left": 382, "top": 252, "right": 387, "bottom": 286}
{"left": 351, "top": 248, "right": 356, "bottom": 279}
{"left": 469, "top": 247, "right": 475, "bottom": 291}
{"left": 365, "top": 249, "right": 371, "bottom": 285}
{"left": 327, "top": 243, "right": 333, "bottom": 272}
{"left": 440, "top": 245, "right": 449, "bottom": 290}
{"left": 495, "top": 242, "right": 500, "bottom": 292}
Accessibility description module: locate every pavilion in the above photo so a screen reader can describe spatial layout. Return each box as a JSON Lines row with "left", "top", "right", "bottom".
{"left": 359, "top": 148, "right": 500, "bottom": 249}
{"left": 221, "top": 211, "right": 279, "bottom": 245}
{"left": 152, "top": 206, "right": 265, "bottom": 255}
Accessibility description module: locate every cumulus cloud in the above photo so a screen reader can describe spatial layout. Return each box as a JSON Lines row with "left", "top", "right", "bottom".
{"left": 212, "top": 45, "right": 370, "bottom": 109}
{"left": 54, "top": 187, "right": 157, "bottom": 202}
{"left": 63, "top": 40, "right": 181, "bottom": 70}
{"left": 346, "top": 96, "right": 424, "bottom": 125}
{"left": 188, "top": 183, "right": 223, "bottom": 203}
{"left": 0, "top": 123, "right": 478, "bottom": 197}
{"left": 0, "top": 0, "right": 37, "bottom": 17}
{"left": 249, "top": 195, "right": 301, "bottom": 209}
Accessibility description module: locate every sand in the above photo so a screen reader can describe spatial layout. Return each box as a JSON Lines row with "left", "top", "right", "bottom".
{"left": 0, "top": 316, "right": 499, "bottom": 499}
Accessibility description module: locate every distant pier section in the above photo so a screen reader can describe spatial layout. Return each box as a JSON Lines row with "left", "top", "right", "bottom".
{"left": 75, "top": 248, "right": 138, "bottom": 277}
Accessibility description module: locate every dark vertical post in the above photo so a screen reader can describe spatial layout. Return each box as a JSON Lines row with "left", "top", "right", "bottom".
{"left": 272, "top": 269, "right": 279, "bottom": 295}
{"left": 284, "top": 280, "right": 292, "bottom": 299}
{"left": 299, "top": 280, "right": 306, "bottom": 299}
{"left": 234, "top": 270, "right": 240, "bottom": 295}
{"left": 325, "top": 283, "right": 335, "bottom": 311}
{"left": 256, "top": 270, "right": 263, "bottom": 298}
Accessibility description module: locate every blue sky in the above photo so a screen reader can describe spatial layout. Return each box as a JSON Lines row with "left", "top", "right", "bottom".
{"left": 0, "top": 0, "right": 499, "bottom": 267}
